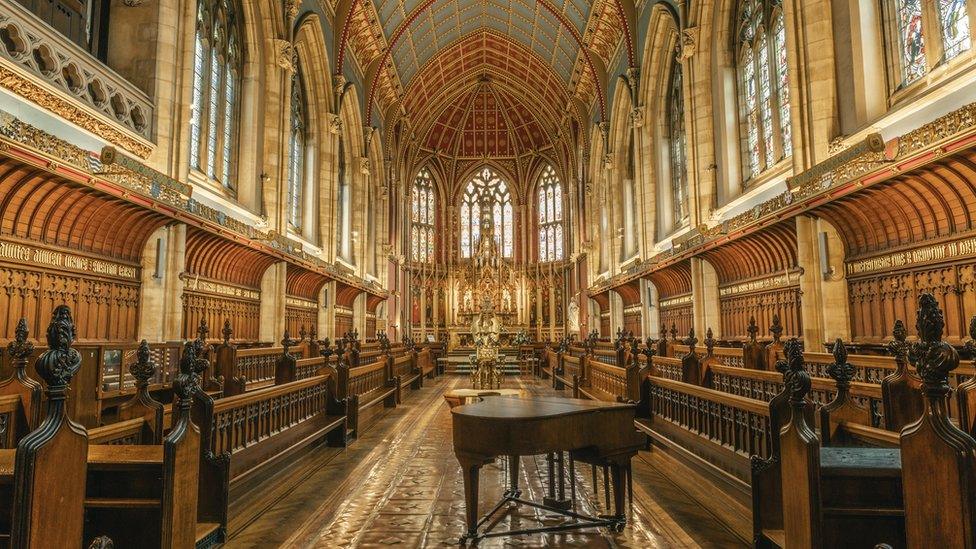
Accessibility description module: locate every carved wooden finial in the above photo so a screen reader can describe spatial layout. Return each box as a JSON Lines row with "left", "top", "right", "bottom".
{"left": 7, "top": 318, "right": 34, "bottom": 366}
{"left": 705, "top": 328, "right": 715, "bottom": 357}
{"left": 629, "top": 337, "right": 639, "bottom": 357}
{"left": 35, "top": 305, "right": 82, "bottom": 396}
{"left": 786, "top": 355, "right": 812, "bottom": 406}
{"left": 642, "top": 338, "right": 655, "bottom": 361}
{"left": 888, "top": 319, "right": 909, "bottom": 361}
{"left": 660, "top": 328, "right": 667, "bottom": 342}
{"left": 281, "top": 330, "right": 299, "bottom": 355}
{"left": 685, "top": 327, "right": 697, "bottom": 351}
{"left": 747, "top": 316, "right": 759, "bottom": 342}
{"left": 827, "top": 338, "right": 855, "bottom": 389}
{"left": 318, "top": 337, "right": 333, "bottom": 361}
{"left": 670, "top": 323, "right": 677, "bottom": 340}
{"left": 310, "top": 324, "right": 317, "bottom": 341}
{"left": 299, "top": 325, "right": 308, "bottom": 341}
{"left": 174, "top": 342, "right": 201, "bottom": 407}
{"left": 913, "top": 293, "right": 959, "bottom": 393}
{"left": 222, "top": 319, "right": 233, "bottom": 345}
{"left": 196, "top": 318, "right": 209, "bottom": 343}
{"left": 129, "top": 340, "right": 156, "bottom": 387}
{"left": 769, "top": 314, "right": 783, "bottom": 342}
{"left": 777, "top": 337, "right": 803, "bottom": 376}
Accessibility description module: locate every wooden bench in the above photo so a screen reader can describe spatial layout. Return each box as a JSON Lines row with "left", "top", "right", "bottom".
{"left": 214, "top": 331, "right": 308, "bottom": 397}
{"left": 337, "top": 356, "right": 396, "bottom": 439}
{"left": 391, "top": 352, "right": 421, "bottom": 402}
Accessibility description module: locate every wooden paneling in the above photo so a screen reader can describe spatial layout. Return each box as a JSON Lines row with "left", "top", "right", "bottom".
{"left": 701, "top": 221, "right": 801, "bottom": 340}
{"left": 285, "top": 305, "right": 317, "bottom": 337}
{"left": 182, "top": 292, "right": 260, "bottom": 341}
{"left": 659, "top": 302, "right": 692, "bottom": 339}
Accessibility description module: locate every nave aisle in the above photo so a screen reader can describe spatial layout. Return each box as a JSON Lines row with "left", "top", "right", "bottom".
{"left": 226, "top": 376, "right": 746, "bottom": 548}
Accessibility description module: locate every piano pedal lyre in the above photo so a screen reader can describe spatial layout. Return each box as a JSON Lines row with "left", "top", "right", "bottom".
{"left": 542, "top": 451, "right": 572, "bottom": 511}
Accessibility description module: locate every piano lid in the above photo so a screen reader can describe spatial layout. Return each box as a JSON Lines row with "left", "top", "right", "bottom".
{"left": 451, "top": 395, "right": 634, "bottom": 420}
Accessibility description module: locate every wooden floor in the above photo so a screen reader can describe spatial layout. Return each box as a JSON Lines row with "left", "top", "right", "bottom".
{"left": 225, "top": 376, "right": 748, "bottom": 548}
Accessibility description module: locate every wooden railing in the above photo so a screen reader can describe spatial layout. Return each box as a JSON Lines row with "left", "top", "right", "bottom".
{"left": 643, "top": 375, "right": 772, "bottom": 461}
{"left": 579, "top": 359, "right": 638, "bottom": 403}
{"left": 209, "top": 375, "right": 330, "bottom": 458}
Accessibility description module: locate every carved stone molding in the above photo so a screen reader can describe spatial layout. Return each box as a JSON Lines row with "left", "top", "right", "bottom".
{"left": 359, "top": 156, "right": 370, "bottom": 176}
{"left": 284, "top": 0, "right": 299, "bottom": 20}
{"left": 0, "top": 4, "right": 154, "bottom": 153}
{"left": 329, "top": 114, "right": 342, "bottom": 134}
{"left": 603, "top": 154, "right": 614, "bottom": 171}
{"left": 273, "top": 39, "right": 295, "bottom": 72}
{"left": 629, "top": 107, "right": 644, "bottom": 128}
{"left": 677, "top": 28, "right": 698, "bottom": 62}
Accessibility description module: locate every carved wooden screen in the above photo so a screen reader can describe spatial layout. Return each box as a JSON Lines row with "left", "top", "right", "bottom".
{"left": 648, "top": 260, "right": 693, "bottom": 338}
{"left": 701, "top": 222, "right": 801, "bottom": 340}
{"left": 0, "top": 158, "right": 169, "bottom": 341}
{"left": 285, "top": 303, "right": 317, "bottom": 337}
{"left": 183, "top": 229, "right": 276, "bottom": 341}
{"left": 813, "top": 148, "right": 976, "bottom": 343}
{"left": 615, "top": 280, "right": 642, "bottom": 337}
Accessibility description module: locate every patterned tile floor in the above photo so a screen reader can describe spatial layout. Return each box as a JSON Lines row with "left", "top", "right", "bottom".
{"left": 225, "top": 376, "right": 747, "bottom": 548}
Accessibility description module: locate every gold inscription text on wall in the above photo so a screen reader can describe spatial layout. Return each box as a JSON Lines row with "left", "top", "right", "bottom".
{"left": 847, "top": 236, "right": 976, "bottom": 276}
{"left": 286, "top": 296, "right": 318, "bottom": 309}
{"left": 719, "top": 272, "right": 799, "bottom": 297}
{"left": 182, "top": 276, "right": 261, "bottom": 301}
{"left": 0, "top": 239, "right": 138, "bottom": 279}
{"left": 659, "top": 294, "right": 693, "bottom": 308}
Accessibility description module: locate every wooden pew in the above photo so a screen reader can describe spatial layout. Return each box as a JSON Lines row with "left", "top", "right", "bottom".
{"left": 214, "top": 326, "right": 307, "bottom": 397}
{"left": 0, "top": 306, "right": 89, "bottom": 547}
{"left": 391, "top": 350, "right": 421, "bottom": 403}
{"left": 882, "top": 320, "right": 924, "bottom": 432}
{"left": 113, "top": 340, "right": 165, "bottom": 444}
{"left": 901, "top": 294, "right": 976, "bottom": 547}
{"left": 334, "top": 343, "right": 396, "bottom": 439}
{"left": 83, "top": 345, "right": 202, "bottom": 548}
{"left": 779, "top": 352, "right": 905, "bottom": 548}
{"left": 743, "top": 316, "right": 767, "bottom": 371}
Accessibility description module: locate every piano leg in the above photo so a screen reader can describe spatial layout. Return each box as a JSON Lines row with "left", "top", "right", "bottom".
{"left": 609, "top": 462, "right": 626, "bottom": 530}
{"left": 507, "top": 455, "right": 521, "bottom": 498}
{"left": 459, "top": 460, "right": 482, "bottom": 541}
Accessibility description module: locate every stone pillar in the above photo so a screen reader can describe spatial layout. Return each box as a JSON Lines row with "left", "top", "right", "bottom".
{"left": 691, "top": 257, "right": 721, "bottom": 338}
{"left": 319, "top": 282, "right": 338, "bottom": 339}
{"left": 609, "top": 291, "right": 624, "bottom": 338}
{"left": 642, "top": 279, "right": 659, "bottom": 338}
{"left": 354, "top": 292, "right": 367, "bottom": 336}
{"left": 796, "top": 215, "right": 850, "bottom": 346}
{"left": 138, "top": 224, "right": 186, "bottom": 341}
{"left": 259, "top": 262, "right": 287, "bottom": 342}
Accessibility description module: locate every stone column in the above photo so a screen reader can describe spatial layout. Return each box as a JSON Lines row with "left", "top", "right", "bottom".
{"left": 796, "top": 215, "right": 850, "bottom": 345}
{"left": 691, "top": 257, "right": 721, "bottom": 338}
{"left": 138, "top": 223, "right": 186, "bottom": 341}
{"left": 259, "top": 262, "right": 287, "bottom": 342}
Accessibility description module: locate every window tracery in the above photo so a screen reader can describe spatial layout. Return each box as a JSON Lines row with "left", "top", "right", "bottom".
{"left": 538, "top": 165, "right": 564, "bottom": 262}
{"left": 736, "top": 0, "right": 791, "bottom": 181}
{"left": 460, "top": 167, "right": 513, "bottom": 259}
{"left": 411, "top": 168, "right": 435, "bottom": 262}
{"left": 287, "top": 65, "right": 308, "bottom": 231}
{"left": 189, "top": 0, "right": 244, "bottom": 190}
{"left": 668, "top": 58, "right": 689, "bottom": 225}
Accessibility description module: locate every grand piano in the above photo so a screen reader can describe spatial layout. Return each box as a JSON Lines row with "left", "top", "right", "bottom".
{"left": 451, "top": 395, "right": 646, "bottom": 542}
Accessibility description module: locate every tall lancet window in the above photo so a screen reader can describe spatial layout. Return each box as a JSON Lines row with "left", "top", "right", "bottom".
{"left": 336, "top": 137, "right": 352, "bottom": 262}
{"left": 460, "top": 167, "right": 513, "bottom": 258}
{"left": 884, "top": 0, "right": 970, "bottom": 89}
{"left": 667, "top": 59, "right": 688, "bottom": 225}
{"left": 412, "top": 168, "right": 435, "bottom": 262}
{"left": 736, "top": 0, "right": 792, "bottom": 182}
{"left": 287, "top": 65, "right": 308, "bottom": 231}
{"left": 538, "top": 165, "right": 564, "bottom": 262}
{"left": 189, "top": 0, "right": 244, "bottom": 190}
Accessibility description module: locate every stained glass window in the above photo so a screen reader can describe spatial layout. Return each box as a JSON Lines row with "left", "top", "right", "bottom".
{"left": 189, "top": 0, "right": 243, "bottom": 189}
{"left": 460, "top": 167, "right": 513, "bottom": 258}
{"left": 736, "top": 0, "right": 792, "bottom": 182}
{"left": 939, "top": 0, "right": 971, "bottom": 59}
{"left": 287, "top": 65, "right": 308, "bottom": 231}
{"left": 668, "top": 59, "right": 689, "bottom": 225}
{"left": 898, "top": 0, "right": 927, "bottom": 83}
{"left": 537, "top": 165, "right": 564, "bottom": 262}
{"left": 411, "top": 168, "right": 435, "bottom": 262}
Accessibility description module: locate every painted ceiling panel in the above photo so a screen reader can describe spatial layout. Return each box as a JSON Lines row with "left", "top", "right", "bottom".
{"left": 380, "top": 0, "right": 591, "bottom": 92}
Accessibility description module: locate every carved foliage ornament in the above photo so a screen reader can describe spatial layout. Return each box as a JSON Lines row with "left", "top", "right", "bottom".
{"left": 129, "top": 339, "right": 156, "bottom": 385}
{"left": 37, "top": 305, "right": 82, "bottom": 391}
{"left": 913, "top": 293, "right": 959, "bottom": 390}
{"left": 274, "top": 39, "right": 296, "bottom": 72}
{"left": 676, "top": 28, "right": 698, "bottom": 62}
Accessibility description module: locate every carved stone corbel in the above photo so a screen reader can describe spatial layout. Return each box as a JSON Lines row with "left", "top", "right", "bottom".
{"left": 329, "top": 114, "right": 342, "bottom": 134}
{"left": 359, "top": 157, "right": 371, "bottom": 176}
{"left": 677, "top": 28, "right": 699, "bottom": 62}
{"left": 629, "top": 107, "right": 644, "bottom": 128}
{"left": 273, "top": 39, "right": 295, "bottom": 72}
{"left": 603, "top": 153, "right": 614, "bottom": 171}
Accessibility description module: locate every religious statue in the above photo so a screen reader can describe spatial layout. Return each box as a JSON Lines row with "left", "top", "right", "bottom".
{"left": 568, "top": 299, "right": 580, "bottom": 335}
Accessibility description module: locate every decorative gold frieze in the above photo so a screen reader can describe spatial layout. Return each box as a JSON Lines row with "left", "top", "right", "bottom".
{"left": 0, "top": 239, "right": 139, "bottom": 279}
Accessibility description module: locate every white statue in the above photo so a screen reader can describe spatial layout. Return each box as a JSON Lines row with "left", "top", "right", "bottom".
{"left": 568, "top": 300, "right": 581, "bottom": 335}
